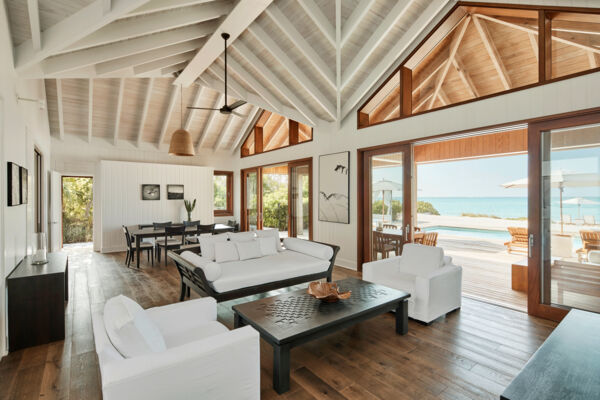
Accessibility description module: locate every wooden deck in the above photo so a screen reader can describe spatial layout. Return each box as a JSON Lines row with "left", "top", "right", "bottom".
{"left": 0, "top": 245, "right": 558, "bottom": 399}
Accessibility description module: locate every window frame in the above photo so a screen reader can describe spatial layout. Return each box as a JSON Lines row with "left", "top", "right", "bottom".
{"left": 357, "top": 2, "right": 600, "bottom": 129}
{"left": 213, "top": 170, "right": 234, "bottom": 217}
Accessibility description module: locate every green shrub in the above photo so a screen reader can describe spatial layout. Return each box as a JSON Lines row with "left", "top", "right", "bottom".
{"left": 62, "top": 177, "right": 93, "bottom": 243}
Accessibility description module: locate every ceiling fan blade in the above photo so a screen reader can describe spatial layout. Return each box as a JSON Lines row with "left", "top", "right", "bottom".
{"left": 228, "top": 100, "right": 247, "bottom": 110}
{"left": 187, "top": 107, "right": 219, "bottom": 110}
{"left": 232, "top": 111, "right": 244, "bottom": 118}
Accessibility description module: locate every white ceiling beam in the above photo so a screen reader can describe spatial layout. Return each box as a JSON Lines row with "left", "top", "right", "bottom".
{"left": 265, "top": 5, "right": 335, "bottom": 90}
{"left": 103, "top": 0, "right": 112, "bottom": 14}
{"left": 231, "top": 105, "right": 259, "bottom": 153}
{"left": 88, "top": 79, "right": 94, "bottom": 142}
{"left": 225, "top": 56, "right": 282, "bottom": 113}
{"left": 157, "top": 85, "right": 181, "bottom": 148}
{"left": 137, "top": 78, "right": 155, "bottom": 147}
{"left": 213, "top": 114, "right": 235, "bottom": 151}
{"left": 64, "top": 1, "right": 231, "bottom": 53}
{"left": 264, "top": 115, "right": 287, "bottom": 150}
{"left": 95, "top": 38, "right": 203, "bottom": 75}
{"left": 56, "top": 79, "right": 65, "bottom": 140}
{"left": 336, "top": 0, "right": 341, "bottom": 125}
{"left": 341, "top": 0, "right": 376, "bottom": 48}
{"left": 133, "top": 50, "right": 196, "bottom": 75}
{"left": 184, "top": 85, "right": 205, "bottom": 131}
{"left": 43, "top": 23, "right": 216, "bottom": 75}
{"left": 113, "top": 78, "right": 125, "bottom": 145}
{"left": 342, "top": 0, "right": 451, "bottom": 120}
{"left": 206, "top": 65, "right": 244, "bottom": 99}
{"left": 472, "top": 16, "right": 511, "bottom": 91}
{"left": 197, "top": 93, "right": 224, "bottom": 150}
{"left": 126, "top": 0, "right": 212, "bottom": 17}
{"left": 296, "top": 0, "right": 335, "bottom": 47}
{"left": 342, "top": 0, "right": 415, "bottom": 91}
{"left": 247, "top": 24, "right": 335, "bottom": 120}
{"left": 161, "top": 61, "right": 188, "bottom": 76}
{"left": 14, "top": 0, "right": 152, "bottom": 71}
{"left": 27, "top": 0, "right": 41, "bottom": 51}
{"left": 233, "top": 39, "right": 321, "bottom": 124}
{"left": 175, "top": 0, "right": 273, "bottom": 87}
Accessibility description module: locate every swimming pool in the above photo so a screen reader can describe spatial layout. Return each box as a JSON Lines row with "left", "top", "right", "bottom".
{"left": 423, "top": 226, "right": 511, "bottom": 241}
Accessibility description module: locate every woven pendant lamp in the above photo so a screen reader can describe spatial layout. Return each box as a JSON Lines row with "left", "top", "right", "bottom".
{"left": 168, "top": 86, "right": 195, "bottom": 156}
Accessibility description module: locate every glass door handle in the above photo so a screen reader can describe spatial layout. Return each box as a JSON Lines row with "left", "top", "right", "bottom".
{"left": 528, "top": 234, "right": 534, "bottom": 258}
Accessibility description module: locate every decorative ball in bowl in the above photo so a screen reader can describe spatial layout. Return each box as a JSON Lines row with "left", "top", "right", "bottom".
{"left": 307, "top": 282, "right": 351, "bottom": 303}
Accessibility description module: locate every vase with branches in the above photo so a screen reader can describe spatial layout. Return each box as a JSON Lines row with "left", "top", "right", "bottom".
{"left": 184, "top": 199, "right": 196, "bottom": 222}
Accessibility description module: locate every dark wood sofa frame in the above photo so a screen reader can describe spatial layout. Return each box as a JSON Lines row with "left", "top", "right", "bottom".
{"left": 168, "top": 241, "right": 340, "bottom": 302}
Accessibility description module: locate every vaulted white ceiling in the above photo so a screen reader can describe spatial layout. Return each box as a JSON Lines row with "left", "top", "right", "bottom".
{"left": 4, "top": 0, "right": 451, "bottom": 152}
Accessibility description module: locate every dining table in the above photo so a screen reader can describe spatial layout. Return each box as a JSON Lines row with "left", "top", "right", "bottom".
{"left": 373, "top": 228, "right": 425, "bottom": 254}
{"left": 129, "top": 223, "right": 235, "bottom": 268}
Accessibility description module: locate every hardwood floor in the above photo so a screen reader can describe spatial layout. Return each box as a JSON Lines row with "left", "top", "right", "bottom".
{"left": 0, "top": 245, "right": 557, "bottom": 399}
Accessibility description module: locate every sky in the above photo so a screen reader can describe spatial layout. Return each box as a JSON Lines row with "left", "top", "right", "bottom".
{"left": 372, "top": 147, "right": 600, "bottom": 198}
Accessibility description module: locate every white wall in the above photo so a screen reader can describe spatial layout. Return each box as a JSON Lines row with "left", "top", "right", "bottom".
{"left": 0, "top": 5, "right": 52, "bottom": 357}
{"left": 99, "top": 160, "right": 214, "bottom": 252}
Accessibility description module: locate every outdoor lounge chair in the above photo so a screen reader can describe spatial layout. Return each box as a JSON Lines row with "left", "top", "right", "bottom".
{"left": 576, "top": 230, "right": 600, "bottom": 261}
{"left": 584, "top": 215, "right": 596, "bottom": 225}
{"left": 505, "top": 227, "right": 528, "bottom": 254}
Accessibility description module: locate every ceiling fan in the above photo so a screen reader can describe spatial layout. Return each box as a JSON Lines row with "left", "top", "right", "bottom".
{"left": 187, "top": 32, "right": 246, "bottom": 117}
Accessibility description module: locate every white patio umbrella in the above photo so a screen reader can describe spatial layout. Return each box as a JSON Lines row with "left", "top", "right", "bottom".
{"left": 502, "top": 171, "right": 600, "bottom": 233}
{"left": 372, "top": 179, "right": 402, "bottom": 223}
{"left": 564, "top": 197, "right": 600, "bottom": 219}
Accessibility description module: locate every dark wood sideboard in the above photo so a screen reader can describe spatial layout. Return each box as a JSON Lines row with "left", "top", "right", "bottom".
{"left": 6, "top": 253, "right": 68, "bottom": 352}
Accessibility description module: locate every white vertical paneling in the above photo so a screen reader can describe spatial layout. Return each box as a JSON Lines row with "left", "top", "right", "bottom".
{"left": 99, "top": 160, "right": 214, "bottom": 252}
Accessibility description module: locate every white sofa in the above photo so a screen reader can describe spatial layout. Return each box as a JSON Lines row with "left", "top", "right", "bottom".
{"left": 169, "top": 231, "right": 339, "bottom": 302}
{"left": 363, "top": 243, "right": 462, "bottom": 324}
{"left": 92, "top": 296, "right": 260, "bottom": 400}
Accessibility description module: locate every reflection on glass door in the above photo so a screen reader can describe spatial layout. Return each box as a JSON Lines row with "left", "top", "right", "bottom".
{"left": 540, "top": 123, "right": 600, "bottom": 313}
{"left": 243, "top": 169, "right": 259, "bottom": 231}
{"left": 290, "top": 162, "right": 311, "bottom": 239}
{"left": 261, "top": 164, "right": 289, "bottom": 236}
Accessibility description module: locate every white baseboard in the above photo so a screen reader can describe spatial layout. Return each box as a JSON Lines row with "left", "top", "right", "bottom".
{"left": 335, "top": 257, "right": 357, "bottom": 271}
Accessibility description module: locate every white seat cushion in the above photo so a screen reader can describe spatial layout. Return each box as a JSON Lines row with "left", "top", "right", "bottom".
{"left": 235, "top": 239, "right": 263, "bottom": 261}
{"left": 180, "top": 251, "right": 222, "bottom": 282}
{"left": 160, "top": 321, "right": 229, "bottom": 349}
{"left": 399, "top": 243, "right": 444, "bottom": 277}
{"left": 211, "top": 250, "right": 329, "bottom": 293}
{"left": 214, "top": 241, "right": 239, "bottom": 263}
{"left": 199, "top": 233, "right": 229, "bottom": 260}
{"left": 258, "top": 236, "right": 278, "bottom": 256}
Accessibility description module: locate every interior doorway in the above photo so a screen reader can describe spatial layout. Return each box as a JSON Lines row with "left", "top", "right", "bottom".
{"left": 61, "top": 176, "right": 93, "bottom": 246}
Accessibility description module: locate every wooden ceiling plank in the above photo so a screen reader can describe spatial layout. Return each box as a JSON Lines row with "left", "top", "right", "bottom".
{"left": 184, "top": 85, "right": 205, "bottom": 131}
{"left": 413, "top": 92, "right": 434, "bottom": 112}
{"left": 197, "top": 93, "right": 224, "bottom": 150}
{"left": 157, "top": 84, "right": 180, "bottom": 148}
{"left": 65, "top": 1, "right": 231, "bottom": 52}
{"left": 96, "top": 39, "right": 204, "bottom": 75}
{"left": 56, "top": 79, "right": 65, "bottom": 140}
{"left": 341, "top": 0, "right": 452, "bottom": 120}
{"left": 27, "top": 0, "right": 41, "bottom": 51}
{"left": 174, "top": 0, "right": 272, "bottom": 86}
{"left": 14, "top": 0, "right": 152, "bottom": 71}
{"left": 428, "top": 16, "right": 470, "bottom": 110}
{"left": 113, "top": 78, "right": 125, "bottom": 145}
{"left": 297, "top": 0, "right": 335, "bottom": 47}
{"left": 341, "top": 0, "right": 376, "bottom": 48}
{"left": 438, "top": 88, "right": 450, "bottom": 105}
{"left": 413, "top": 59, "right": 447, "bottom": 94}
{"left": 588, "top": 51, "right": 598, "bottom": 69}
{"left": 231, "top": 105, "right": 259, "bottom": 153}
{"left": 213, "top": 114, "right": 235, "bottom": 151}
{"left": 264, "top": 115, "right": 287, "bottom": 150}
{"left": 528, "top": 33, "right": 539, "bottom": 62}
{"left": 43, "top": 23, "right": 216, "bottom": 76}
{"left": 161, "top": 61, "right": 188, "bottom": 76}
{"left": 206, "top": 65, "right": 245, "bottom": 99}
{"left": 473, "top": 16, "right": 512, "bottom": 91}
{"left": 451, "top": 57, "right": 478, "bottom": 98}
{"left": 88, "top": 79, "right": 93, "bottom": 142}
{"left": 137, "top": 77, "right": 155, "bottom": 146}
{"left": 342, "top": 0, "right": 416, "bottom": 91}
{"left": 127, "top": 0, "right": 215, "bottom": 17}
{"left": 234, "top": 36, "right": 321, "bottom": 124}
{"left": 336, "top": 0, "right": 341, "bottom": 125}
{"left": 265, "top": 5, "right": 336, "bottom": 90}
{"left": 133, "top": 51, "right": 195, "bottom": 75}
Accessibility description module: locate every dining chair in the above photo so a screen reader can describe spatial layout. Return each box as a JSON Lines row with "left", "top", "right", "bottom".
{"left": 186, "top": 223, "right": 216, "bottom": 244}
{"left": 157, "top": 225, "right": 186, "bottom": 266}
{"left": 383, "top": 224, "right": 397, "bottom": 230}
{"left": 421, "top": 232, "right": 439, "bottom": 247}
{"left": 372, "top": 230, "right": 395, "bottom": 260}
{"left": 122, "top": 225, "right": 153, "bottom": 268}
{"left": 183, "top": 220, "right": 200, "bottom": 227}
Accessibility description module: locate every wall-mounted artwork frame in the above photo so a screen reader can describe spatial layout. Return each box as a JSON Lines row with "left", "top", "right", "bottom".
{"left": 7, "top": 162, "right": 21, "bottom": 206}
{"left": 167, "top": 184, "right": 184, "bottom": 200}
{"left": 141, "top": 184, "right": 160, "bottom": 200}
{"left": 318, "top": 151, "right": 350, "bottom": 224}
{"left": 20, "top": 166, "right": 28, "bottom": 204}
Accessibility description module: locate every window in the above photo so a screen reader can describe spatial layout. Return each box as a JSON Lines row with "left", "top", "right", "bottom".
{"left": 34, "top": 149, "right": 43, "bottom": 233}
{"left": 213, "top": 171, "right": 233, "bottom": 216}
{"left": 359, "top": 3, "right": 600, "bottom": 128}
{"left": 241, "top": 111, "right": 312, "bottom": 157}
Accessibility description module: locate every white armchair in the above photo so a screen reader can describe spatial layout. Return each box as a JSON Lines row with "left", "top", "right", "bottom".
{"left": 92, "top": 296, "right": 260, "bottom": 400}
{"left": 363, "top": 243, "right": 462, "bottom": 324}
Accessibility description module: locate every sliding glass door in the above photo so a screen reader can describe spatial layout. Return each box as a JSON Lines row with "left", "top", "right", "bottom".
{"left": 289, "top": 161, "right": 311, "bottom": 239}
{"left": 261, "top": 164, "right": 289, "bottom": 236}
{"left": 529, "top": 112, "right": 600, "bottom": 320}
{"left": 242, "top": 169, "right": 260, "bottom": 231}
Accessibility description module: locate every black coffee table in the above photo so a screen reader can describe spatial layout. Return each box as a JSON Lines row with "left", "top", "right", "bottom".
{"left": 232, "top": 277, "right": 410, "bottom": 394}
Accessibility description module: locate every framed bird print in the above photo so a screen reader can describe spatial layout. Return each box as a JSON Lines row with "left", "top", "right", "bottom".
{"left": 141, "top": 184, "right": 160, "bottom": 200}
{"left": 319, "top": 151, "right": 349, "bottom": 224}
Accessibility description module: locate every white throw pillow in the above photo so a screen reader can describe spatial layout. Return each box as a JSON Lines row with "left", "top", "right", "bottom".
{"left": 236, "top": 240, "right": 263, "bottom": 261}
{"left": 398, "top": 243, "right": 444, "bottom": 277}
{"left": 258, "top": 236, "right": 278, "bottom": 256}
{"left": 228, "top": 231, "right": 256, "bottom": 242}
{"left": 199, "top": 233, "right": 229, "bottom": 260}
{"left": 180, "top": 251, "right": 222, "bottom": 282}
{"left": 256, "top": 229, "right": 284, "bottom": 251}
{"left": 214, "top": 241, "right": 240, "bottom": 263}
{"left": 283, "top": 237, "right": 334, "bottom": 260}
{"left": 103, "top": 295, "right": 166, "bottom": 358}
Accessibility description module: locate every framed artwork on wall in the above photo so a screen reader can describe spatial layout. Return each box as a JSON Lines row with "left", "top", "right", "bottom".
{"left": 319, "top": 151, "right": 350, "bottom": 224}
{"left": 7, "top": 162, "right": 21, "bottom": 206}
{"left": 20, "top": 166, "right": 28, "bottom": 204}
{"left": 141, "top": 184, "right": 160, "bottom": 200}
{"left": 167, "top": 184, "right": 184, "bottom": 200}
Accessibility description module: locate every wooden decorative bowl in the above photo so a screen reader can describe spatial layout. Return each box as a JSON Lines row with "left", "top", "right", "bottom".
{"left": 307, "top": 282, "right": 351, "bottom": 303}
